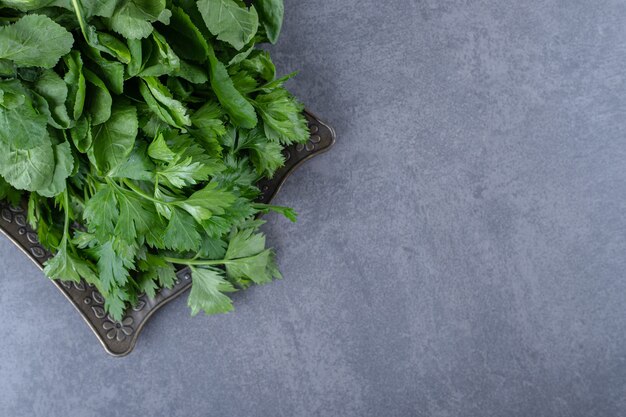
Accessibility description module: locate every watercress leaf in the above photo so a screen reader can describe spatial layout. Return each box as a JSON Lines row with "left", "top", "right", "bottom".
{"left": 207, "top": 46, "right": 257, "bottom": 128}
{"left": 91, "top": 100, "right": 138, "bottom": 173}
{"left": 139, "top": 76, "right": 190, "bottom": 128}
{"left": 126, "top": 38, "right": 143, "bottom": 76}
{"left": 0, "top": 14, "right": 73, "bottom": 69}
{"left": 173, "top": 60, "right": 208, "bottom": 84}
{"left": 69, "top": 114, "right": 93, "bottom": 152}
{"left": 32, "top": 69, "right": 71, "bottom": 129}
{"left": 255, "top": 0, "right": 283, "bottom": 44}
{"left": 83, "top": 69, "right": 112, "bottom": 125}
{"left": 187, "top": 266, "right": 235, "bottom": 316}
{"left": 107, "top": 0, "right": 166, "bottom": 40}
{"left": 95, "top": 32, "right": 131, "bottom": 64}
{"left": 197, "top": 0, "right": 259, "bottom": 51}
{"left": 82, "top": 45, "right": 125, "bottom": 94}
{"left": 159, "top": 5, "right": 209, "bottom": 62}
{"left": 0, "top": 79, "right": 49, "bottom": 150}
{"left": 37, "top": 141, "right": 74, "bottom": 198}
{"left": 138, "top": 30, "right": 180, "bottom": 77}
{"left": 63, "top": 51, "right": 87, "bottom": 120}
{"left": 0, "top": 142, "right": 55, "bottom": 192}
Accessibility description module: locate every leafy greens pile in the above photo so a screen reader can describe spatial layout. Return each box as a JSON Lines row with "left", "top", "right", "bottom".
{"left": 0, "top": 0, "right": 309, "bottom": 321}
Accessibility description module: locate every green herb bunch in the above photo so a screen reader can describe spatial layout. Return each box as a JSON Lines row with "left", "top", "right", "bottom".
{"left": 0, "top": 0, "right": 308, "bottom": 321}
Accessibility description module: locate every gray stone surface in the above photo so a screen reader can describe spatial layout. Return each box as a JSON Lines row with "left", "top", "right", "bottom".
{"left": 1, "top": 0, "right": 626, "bottom": 416}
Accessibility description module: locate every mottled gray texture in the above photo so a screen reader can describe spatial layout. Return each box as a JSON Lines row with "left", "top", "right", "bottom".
{"left": 1, "top": 1, "right": 626, "bottom": 416}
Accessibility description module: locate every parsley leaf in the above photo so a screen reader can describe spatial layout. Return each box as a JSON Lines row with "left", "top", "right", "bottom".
{"left": 187, "top": 266, "right": 235, "bottom": 315}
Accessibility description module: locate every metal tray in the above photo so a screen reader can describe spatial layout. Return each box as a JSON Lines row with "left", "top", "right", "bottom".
{"left": 0, "top": 110, "right": 335, "bottom": 356}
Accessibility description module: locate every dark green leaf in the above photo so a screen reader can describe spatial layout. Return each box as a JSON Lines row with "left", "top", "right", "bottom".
{"left": 0, "top": 14, "right": 73, "bottom": 68}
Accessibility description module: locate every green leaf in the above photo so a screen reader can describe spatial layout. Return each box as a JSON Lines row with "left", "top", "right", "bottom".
{"left": 157, "top": 157, "right": 213, "bottom": 189}
{"left": 175, "top": 182, "right": 235, "bottom": 222}
{"left": 95, "top": 32, "right": 131, "bottom": 64}
{"left": 138, "top": 30, "right": 180, "bottom": 77}
{"left": 37, "top": 141, "right": 74, "bottom": 198}
{"left": 0, "top": 79, "right": 49, "bottom": 150}
{"left": 138, "top": 253, "right": 177, "bottom": 289}
{"left": 237, "top": 127, "right": 284, "bottom": 176}
{"left": 95, "top": 240, "right": 131, "bottom": 292}
{"left": 109, "top": 142, "right": 155, "bottom": 181}
{"left": 114, "top": 189, "right": 160, "bottom": 245}
{"left": 256, "top": 0, "right": 284, "bottom": 44}
{"left": 78, "top": 0, "right": 119, "bottom": 18}
{"left": 187, "top": 266, "right": 235, "bottom": 315}
{"left": 160, "top": 6, "right": 209, "bottom": 62}
{"left": 43, "top": 241, "right": 98, "bottom": 284}
{"left": 84, "top": 69, "right": 112, "bottom": 125}
{"left": 32, "top": 69, "right": 71, "bottom": 129}
{"left": 190, "top": 101, "right": 226, "bottom": 156}
{"left": 63, "top": 51, "right": 87, "bottom": 120}
{"left": 104, "top": 286, "right": 130, "bottom": 321}
{"left": 83, "top": 184, "right": 118, "bottom": 242}
{"left": 253, "top": 203, "right": 298, "bottom": 222}
{"left": 107, "top": 0, "right": 166, "bottom": 40}
{"left": 82, "top": 45, "right": 125, "bottom": 95}
{"left": 91, "top": 101, "right": 138, "bottom": 172}
{"left": 0, "top": 0, "right": 61, "bottom": 12}
{"left": 0, "top": 177, "right": 22, "bottom": 206}
{"left": 197, "top": 0, "right": 259, "bottom": 51}
{"left": 253, "top": 88, "right": 309, "bottom": 144}
{"left": 148, "top": 133, "right": 177, "bottom": 162}
{"left": 162, "top": 207, "right": 202, "bottom": 252}
{"left": 126, "top": 38, "right": 143, "bottom": 76}
{"left": 207, "top": 46, "right": 257, "bottom": 128}
{"left": 139, "top": 77, "right": 190, "bottom": 129}
{"left": 0, "top": 14, "right": 73, "bottom": 69}
{"left": 0, "top": 142, "right": 55, "bottom": 192}
{"left": 224, "top": 227, "right": 278, "bottom": 285}
{"left": 70, "top": 115, "right": 93, "bottom": 153}
{"left": 241, "top": 50, "right": 275, "bottom": 82}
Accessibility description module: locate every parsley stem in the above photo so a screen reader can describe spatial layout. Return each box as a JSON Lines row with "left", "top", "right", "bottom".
{"left": 62, "top": 188, "right": 70, "bottom": 242}
{"left": 70, "top": 0, "right": 89, "bottom": 41}
{"left": 163, "top": 256, "right": 232, "bottom": 266}
{"left": 121, "top": 179, "right": 164, "bottom": 205}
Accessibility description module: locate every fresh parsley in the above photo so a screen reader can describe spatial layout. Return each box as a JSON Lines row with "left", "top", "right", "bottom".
{"left": 0, "top": 0, "right": 307, "bottom": 321}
